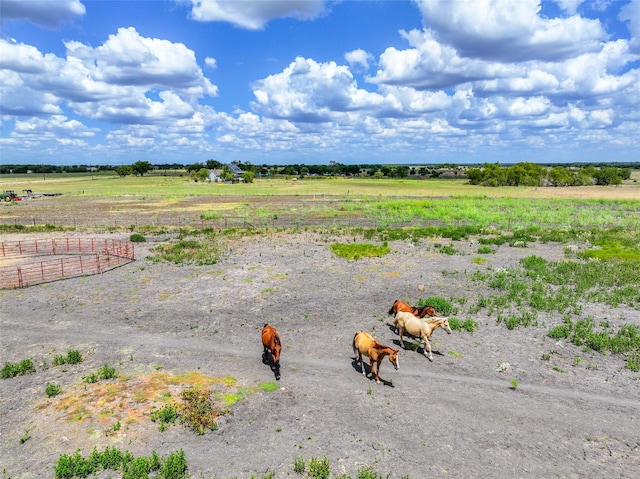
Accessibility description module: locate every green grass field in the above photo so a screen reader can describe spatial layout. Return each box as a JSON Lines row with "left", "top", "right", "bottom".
{"left": 1, "top": 172, "right": 639, "bottom": 199}
{"left": 1, "top": 173, "right": 639, "bottom": 232}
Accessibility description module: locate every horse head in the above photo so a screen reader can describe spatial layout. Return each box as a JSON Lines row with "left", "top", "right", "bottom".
{"left": 388, "top": 348, "right": 400, "bottom": 370}
{"left": 440, "top": 318, "right": 452, "bottom": 334}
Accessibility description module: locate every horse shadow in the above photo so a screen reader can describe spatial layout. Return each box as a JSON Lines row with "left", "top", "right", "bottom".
{"left": 389, "top": 338, "right": 445, "bottom": 358}
{"left": 350, "top": 358, "right": 395, "bottom": 387}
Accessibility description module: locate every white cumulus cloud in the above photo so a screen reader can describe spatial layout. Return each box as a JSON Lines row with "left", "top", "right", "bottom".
{"left": 1, "top": 0, "right": 85, "bottom": 28}
{"left": 182, "top": 0, "right": 327, "bottom": 29}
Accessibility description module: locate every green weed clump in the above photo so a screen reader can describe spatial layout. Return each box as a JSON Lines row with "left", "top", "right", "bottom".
{"left": 149, "top": 237, "right": 220, "bottom": 265}
{"left": 53, "top": 446, "right": 186, "bottom": 479}
{"left": 330, "top": 242, "right": 390, "bottom": 260}
{"left": 82, "top": 364, "right": 117, "bottom": 383}
{"left": 45, "top": 383, "right": 63, "bottom": 397}
{"left": 53, "top": 349, "right": 83, "bottom": 366}
{"left": 307, "top": 456, "right": 330, "bottom": 479}
{"left": 448, "top": 318, "right": 477, "bottom": 333}
{"left": 179, "top": 387, "right": 228, "bottom": 435}
{"left": 416, "top": 297, "right": 455, "bottom": 316}
{"left": 547, "top": 319, "right": 640, "bottom": 370}
{"left": 293, "top": 456, "right": 396, "bottom": 479}
{"left": 1, "top": 359, "right": 36, "bottom": 378}
{"left": 150, "top": 404, "right": 178, "bottom": 431}
{"left": 129, "top": 233, "right": 146, "bottom": 242}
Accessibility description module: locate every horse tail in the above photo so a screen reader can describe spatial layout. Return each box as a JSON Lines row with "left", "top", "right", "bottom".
{"left": 352, "top": 332, "right": 360, "bottom": 356}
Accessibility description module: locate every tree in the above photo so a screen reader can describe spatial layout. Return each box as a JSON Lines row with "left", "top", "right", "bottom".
{"left": 131, "top": 161, "right": 153, "bottom": 176}
{"left": 115, "top": 165, "right": 133, "bottom": 178}
{"left": 191, "top": 168, "right": 209, "bottom": 182}
{"left": 593, "top": 167, "right": 623, "bottom": 185}
{"left": 186, "top": 162, "right": 205, "bottom": 173}
{"left": 241, "top": 171, "right": 255, "bottom": 183}
{"left": 206, "top": 159, "right": 223, "bottom": 169}
{"left": 548, "top": 166, "right": 572, "bottom": 186}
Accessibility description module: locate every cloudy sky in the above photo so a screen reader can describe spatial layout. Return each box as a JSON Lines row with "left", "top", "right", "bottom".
{"left": 1, "top": 0, "right": 639, "bottom": 166}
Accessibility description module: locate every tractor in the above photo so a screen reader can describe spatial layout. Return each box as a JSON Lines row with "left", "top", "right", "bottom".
{"left": 1, "top": 190, "right": 21, "bottom": 202}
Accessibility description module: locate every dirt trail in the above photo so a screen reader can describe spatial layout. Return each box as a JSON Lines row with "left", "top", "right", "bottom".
{"left": 1, "top": 232, "right": 639, "bottom": 478}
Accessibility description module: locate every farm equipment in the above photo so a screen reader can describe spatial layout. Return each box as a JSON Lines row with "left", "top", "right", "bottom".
{"left": 1, "top": 190, "right": 21, "bottom": 202}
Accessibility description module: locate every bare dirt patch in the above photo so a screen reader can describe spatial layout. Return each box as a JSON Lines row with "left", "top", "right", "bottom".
{"left": 1, "top": 230, "right": 639, "bottom": 478}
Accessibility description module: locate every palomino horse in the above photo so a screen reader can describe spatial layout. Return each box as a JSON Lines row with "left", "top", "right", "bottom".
{"left": 352, "top": 331, "right": 399, "bottom": 384}
{"left": 388, "top": 300, "right": 438, "bottom": 323}
{"left": 261, "top": 323, "right": 281, "bottom": 380}
{"left": 393, "top": 311, "right": 452, "bottom": 361}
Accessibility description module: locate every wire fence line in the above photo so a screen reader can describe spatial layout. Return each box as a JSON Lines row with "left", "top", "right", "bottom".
{"left": 0, "top": 238, "right": 135, "bottom": 289}
{"left": 1, "top": 213, "right": 617, "bottom": 233}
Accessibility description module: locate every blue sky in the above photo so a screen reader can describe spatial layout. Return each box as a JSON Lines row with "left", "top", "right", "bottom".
{"left": 1, "top": 0, "right": 639, "bottom": 166}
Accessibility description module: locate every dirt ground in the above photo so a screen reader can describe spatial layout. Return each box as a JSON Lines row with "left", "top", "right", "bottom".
{"left": 1, "top": 230, "right": 639, "bottom": 479}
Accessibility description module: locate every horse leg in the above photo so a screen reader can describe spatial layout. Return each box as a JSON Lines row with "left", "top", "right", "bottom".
{"left": 422, "top": 335, "right": 433, "bottom": 361}
{"left": 358, "top": 352, "right": 366, "bottom": 377}
{"left": 262, "top": 345, "right": 269, "bottom": 364}
{"left": 374, "top": 358, "right": 383, "bottom": 384}
{"left": 398, "top": 327, "right": 405, "bottom": 348}
{"left": 369, "top": 357, "right": 380, "bottom": 383}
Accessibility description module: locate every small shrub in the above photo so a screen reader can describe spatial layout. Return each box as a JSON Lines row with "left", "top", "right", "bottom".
{"left": 625, "top": 354, "right": 640, "bottom": 372}
{"left": 46, "top": 383, "right": 63, "bottom": 397}
{"left": 477, "top": 245, "right": 494, "bottom": 254}
{"left": 20, "top": 429, "right": 31, "bottom": 444}
{"left": 66, "top": 350, "right": 83, "bottom": 364}
{"left": 1, "top": 359, "right": 35, "bottom": 378}
{"left": 53, "top": 350, "right": 83, "bottom": 366}
{"left": 97, "top": 364, "right": 117, "bottom": 380}
{"left": 356, "top": 467, "right": 390, "bottom": 479}
{"left": 129, "top": 233, "right": 147, "bottom": 243}
{"left": 160, "top": 448, "right": 188, "bottom": 479}
{"left": 53, "top": 447, "right": 185, "bottom": 479}
{"left": 83, "top": 364, "right": 117, "bottom": 383}
{"left": 548, "top": 325, "right": 571, "bottom": 340}
{"left": 179, "top": 387, "right": 226, "bottom": 435}
{"left": 292, "top": 456, "right": 305, "bottom": 474}
{"left": 417, "top": 297, "right": 454, "bottom": 316}
{"left": 448, "top": 318, "right": 477, "bottom": 333}
{"left": 307, "top": 456, "right": 330, "bottom": 479}
{"left": 151, "top": 404, "right": 178, "bottom": 431}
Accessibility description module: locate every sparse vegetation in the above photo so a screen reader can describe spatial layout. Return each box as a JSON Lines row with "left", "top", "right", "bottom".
{"left": 330, "top": 242, "right": 390, "bottom": 260}
{"left": 1, "top": 359, "right": 35, "bottom": 378}
{"left": 53, "top": 350, "right": 83, "bottom": 366}
{"left": 45, "top": 383, "right": 63, "bottom": 397}
{"left": 179, "top": 386, "right": 228, "bottom": 435}
{"left": 82, "top": 364, "right": 117, "bottom": 383}
{"left": 53, "top": 446, "right": 186, "bottom": 479}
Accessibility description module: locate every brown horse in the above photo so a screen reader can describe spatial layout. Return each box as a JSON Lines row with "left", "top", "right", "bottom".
{"left": 394, "top": 311, "right": 452, "bottom": 361}
{"left": 261, "top": 323, "right": 281, "bottom": 380}
{"left": 352, "top": 331, "right": 399, "bottom": 384}
{"left": 388, "top": 300, "right": 438, "bottom": 323}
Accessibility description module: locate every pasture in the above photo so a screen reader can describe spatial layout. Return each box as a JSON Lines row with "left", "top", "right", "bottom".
{"left": 1, "top": 175, "right": 639, "bottom": 478}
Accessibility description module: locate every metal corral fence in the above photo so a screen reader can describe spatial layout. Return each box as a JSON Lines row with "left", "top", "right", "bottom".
{"left": 0, "top": 238, "right": 135, "bottom": 289}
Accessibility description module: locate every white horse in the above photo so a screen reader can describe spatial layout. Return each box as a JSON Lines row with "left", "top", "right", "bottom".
{"left": 394, "top": 311, "right": 452, "bottom": 361}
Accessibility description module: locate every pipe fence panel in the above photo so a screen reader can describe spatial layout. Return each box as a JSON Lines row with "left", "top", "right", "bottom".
{"left": 0, "top": 238, "right": 134, "bottom": 289}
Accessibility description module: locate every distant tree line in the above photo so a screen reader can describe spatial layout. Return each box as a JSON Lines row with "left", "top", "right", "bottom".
{"left": 466, "top": 162, "right": 633, "bottom": 187}
{"left": 1, "top": 160, "right": 637, "bottom": 187}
